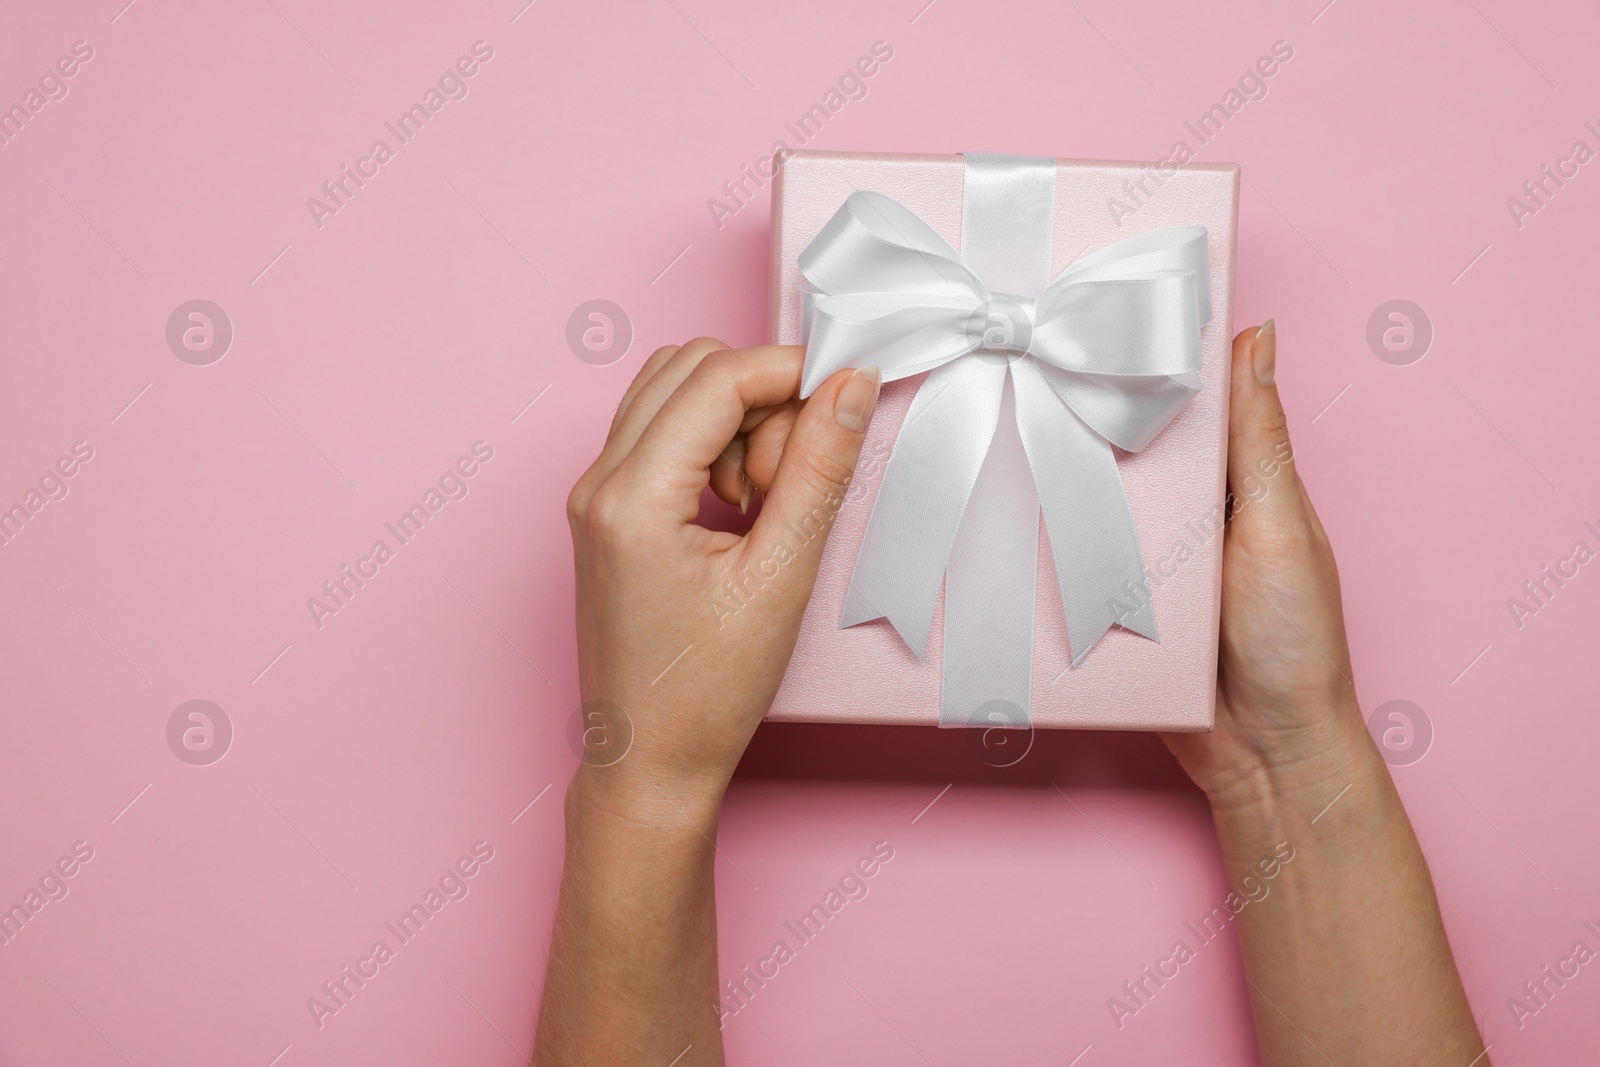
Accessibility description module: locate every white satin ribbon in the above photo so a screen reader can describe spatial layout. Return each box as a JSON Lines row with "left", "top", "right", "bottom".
{"left": 797, "top": 154, "right": 1211, "bottom": 725}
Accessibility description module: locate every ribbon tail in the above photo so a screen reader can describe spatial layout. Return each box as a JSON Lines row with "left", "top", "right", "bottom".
{"left": 1012, "top": 359, "right": 1158, "bottom": 666}
{"left": 941, "top": 370, "right": 1038, "bottom": 724}
{"left": 841, "top": 357, "right": 1008, "bottom": 656}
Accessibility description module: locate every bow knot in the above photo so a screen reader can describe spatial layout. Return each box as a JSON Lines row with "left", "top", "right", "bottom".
{"left": 967, "top": 296, "right": 1033, "bottom": 355}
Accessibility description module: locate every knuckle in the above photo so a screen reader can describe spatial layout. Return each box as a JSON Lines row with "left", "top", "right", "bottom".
{"left": 682, "top": 335, "right": 730, "bottom": 356}
{"left": 694, "top": 347, "right": 742, "bottom": 384}
{"left": 566, "top": 471, "right": 598, "bottom": 531}
{"left": 566, "top": 486, "right": 585, "bottom": 531}
{"left": 793, "top": 446, "right": 857, "bottom": 495}
{"left": 637, "top": 346, "right": 681, "bottom": 379}
{"left": 624, "top": 347, "right": 679, "bottom": 399}
{"left": 677, "top": 350, "right": 743, "bottom": 404}
{"left": 585, "top": 480, "right": 632, "bottom": 540}
{"left": 1256, "top": 407, "right": 1290, "bottom": 444}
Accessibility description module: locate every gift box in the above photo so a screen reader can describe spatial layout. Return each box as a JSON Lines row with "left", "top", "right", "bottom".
{"left": 764, "top": 150, "right": 1238, "bottom": 732}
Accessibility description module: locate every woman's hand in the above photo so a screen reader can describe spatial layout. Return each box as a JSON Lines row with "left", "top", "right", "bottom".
{"left": 540, "top": 340, "right": 878, "bottom": 1067}
{"left": 565, "top": 338, "right": 880, "bottom": 817}
{"left": 1162, "top": 320, "right": 1379, "bottom": 814}
{"left": 1163, "top": 321, "right": 1488, "bottom": 1067}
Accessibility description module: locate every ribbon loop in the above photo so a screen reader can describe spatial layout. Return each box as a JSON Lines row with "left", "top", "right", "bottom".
{"left": 798, "top": 156, "right": 1210, "bottom": 723}
{"left": 799, "top": 191, "right": 986, "bottom": 307}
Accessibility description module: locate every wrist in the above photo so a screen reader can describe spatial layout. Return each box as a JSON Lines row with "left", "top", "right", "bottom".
{"left": 1204, "top": 697, "right": 1385, "bottom": 833}
{"left": 566, "top": 760, "right": 728, "bottom": 841}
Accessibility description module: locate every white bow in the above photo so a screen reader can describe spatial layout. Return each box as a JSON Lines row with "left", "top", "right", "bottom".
{"left": 797, "top": 168, "right": 1211, "bottom": 725}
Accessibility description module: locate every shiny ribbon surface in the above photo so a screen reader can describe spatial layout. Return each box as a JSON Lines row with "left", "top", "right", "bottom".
{"left": 797, "top": 154, "right": 1211, "bottom": 725}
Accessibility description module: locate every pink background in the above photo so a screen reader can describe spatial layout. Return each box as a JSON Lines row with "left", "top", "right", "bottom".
{"left": 767, "top": 152, "right": 1236, "bottom": 730}
{"left": 0, "top": 0, "right": 1595, "bottom": 1064}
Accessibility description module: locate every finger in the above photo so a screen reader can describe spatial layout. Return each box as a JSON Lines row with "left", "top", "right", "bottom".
{"left": 1224, "top": 320, "right": 1310, "bottom": 540}
{"left": 709, "top": 400, "right": 804, "bottom": 509}
{"left": 737, "top": 365, "right": 880, "bottom": 610}
{"left": 606, "top": 336, "right": 733, "bottom": 461}
{"left": 742, "top": 401, "right": 801, "bottom": 491}
{"left": 570, "top": 343, "right": 683, "bottom": 526}
{"left": 588, "top": 337, "right": 734, "bottom": 499}
{"left": 709, "top": 433, "right": 750, "bottom": 511}
{"left": 616, "top": 346, "right": 811, "bottom": 521}
{"left": 609, "top": 343, "right": 680, "bottom": 436}
{"left": 737, "top": 401, "right": 796, "bottom": 435}
{"left": 1220, "top": 320, "right": 1356, "bottom": 708}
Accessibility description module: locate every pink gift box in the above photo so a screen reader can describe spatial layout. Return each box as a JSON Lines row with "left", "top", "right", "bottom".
{"left": 765, "top": 150, "right": 1238, "bottom": 731}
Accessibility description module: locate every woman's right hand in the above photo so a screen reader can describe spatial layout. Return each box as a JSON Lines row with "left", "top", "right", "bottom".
{"left": 1162, "top": 320, "right": 1380, "bottom": 817}
{"left": 565, "top": 338, "right": 879, "bottom": 817}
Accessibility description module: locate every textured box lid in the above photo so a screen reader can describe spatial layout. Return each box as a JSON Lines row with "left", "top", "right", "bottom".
{"left": 766, "top": 150, "right": 1237, "bottom": 731}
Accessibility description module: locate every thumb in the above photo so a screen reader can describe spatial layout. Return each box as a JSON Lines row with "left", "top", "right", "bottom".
{"left": 1226, "top": 320, "right": 1304, "bottom": 533}
{"left": 739, "top": 365, "right": 880, "bottom": 601}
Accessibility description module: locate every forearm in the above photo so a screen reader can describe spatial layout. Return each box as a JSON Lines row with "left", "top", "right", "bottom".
{"left": 534, "top": 767, "right": 728, "bottom": 1067}
{"left": 1208, "top": 707, "right": 1487, "bottom": 1066}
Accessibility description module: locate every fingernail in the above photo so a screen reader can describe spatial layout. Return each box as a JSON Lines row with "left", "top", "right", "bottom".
{"left": 835, "top": 366, "right": 882, "bottom": 434}
{"left": 1253, "top": 319, "right": 1276, "bottom": 386}
{"left": 739, "top": 482, "right": 751, "bottom": 515}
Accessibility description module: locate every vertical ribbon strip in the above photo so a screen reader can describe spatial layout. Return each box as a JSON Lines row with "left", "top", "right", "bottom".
{"left": 941, "top": 154, "right": 1055, "bottom": 725}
